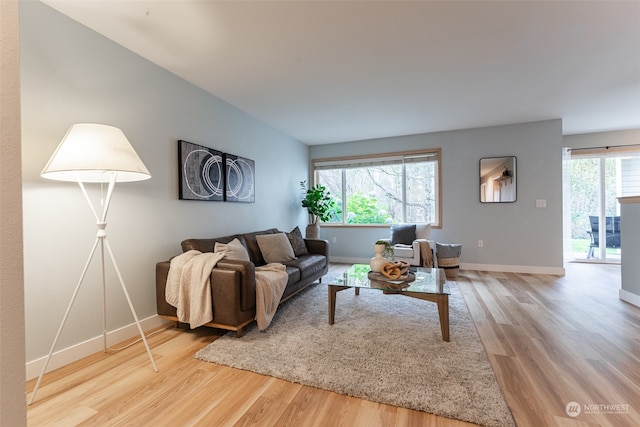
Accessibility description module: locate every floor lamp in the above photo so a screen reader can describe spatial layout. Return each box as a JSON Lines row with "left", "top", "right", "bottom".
{"left": 29, "top": 123, "right": 158, "bottom": 405}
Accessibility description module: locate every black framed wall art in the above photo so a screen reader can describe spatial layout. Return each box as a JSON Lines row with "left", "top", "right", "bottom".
{"left": 225, "top": 153, "right": 255, "bottom": 203}
{"left": 178, "top": 140, "right": 225, "bottom": 201}
{"left": 177, "top": 140, "right": 255, "bottom": 203}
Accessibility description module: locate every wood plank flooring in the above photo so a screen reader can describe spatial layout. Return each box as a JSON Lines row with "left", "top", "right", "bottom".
{"left": 27, "top": 262, "right": 640, "bottom": 426}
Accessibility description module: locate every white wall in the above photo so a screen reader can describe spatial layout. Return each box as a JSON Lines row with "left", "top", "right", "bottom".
{"left": 1, "top": 0, "right": 27, "bottom": 423}
{"left": 564, "top": 129, "right": 640, "bottom": 150}
{"left": 311, "top": 120, "right": 565, "bottom": 273}
{"left": 21, "top": 2, "right": 308, "bottom": 369}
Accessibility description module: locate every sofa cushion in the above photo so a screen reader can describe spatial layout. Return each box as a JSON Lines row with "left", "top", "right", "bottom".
{"left": 286, "top": 226, "right": 309, "bottom": 257}
{"left": 391, "top": 224, "right": 416, "bottom": 245}
{"left": 256, "top": 233, "right": 296, "bottom": 263}
{"left": 284, "top": 265, "right": 301, "bottom": 286}
{"left": 393, "top": 244, "right": 415, "bottom": 258}
{"left": 215, "top": 238, "right": 250, "bottom": 261}
{"left": 284, "top": 254, "right": 327, "bottom": 280}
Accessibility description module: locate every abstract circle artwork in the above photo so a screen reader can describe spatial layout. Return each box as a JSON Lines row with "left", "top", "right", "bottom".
{"left": 226, "top": 154, "right": 255, "bottom": 202}
{"left": 178, "top": 140, "right": 255, "bottom": 203}
{"left": 179, "top": 140, "right": 225, "bottom": 201}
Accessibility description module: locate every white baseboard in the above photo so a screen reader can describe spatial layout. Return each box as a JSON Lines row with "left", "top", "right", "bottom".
{"left": 329, "top": 257, "right": 565, "bottom": 276}
{"left": 460, "top": 263, "right": 565, "bottom": 276}
{"left": 620, "top": 289, "right": 640, "bottom": 308}
{"left": 26, "top": 315, "right": 173, "bottom": 381}
{"left": 329, "top": 256, "right": 371, "bottom": 265}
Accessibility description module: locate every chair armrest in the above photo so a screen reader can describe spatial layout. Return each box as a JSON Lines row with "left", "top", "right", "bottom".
{"left": 415, "top": 239, "right": 438, "bottom": 267}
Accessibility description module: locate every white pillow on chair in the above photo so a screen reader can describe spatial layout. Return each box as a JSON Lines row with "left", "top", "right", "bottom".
{"left": 415, "top": 224, "right": 432, "bottom": 240}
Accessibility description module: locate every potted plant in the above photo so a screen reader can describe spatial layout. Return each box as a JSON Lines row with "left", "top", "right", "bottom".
{"left": 300, "top": 180, "right": 338, "bottom": 238}
{"left": 374, "top": 239, "right": 394, "bottom": 258}
{"left": 371, "top": 239, "right": 394, "bottom": 272}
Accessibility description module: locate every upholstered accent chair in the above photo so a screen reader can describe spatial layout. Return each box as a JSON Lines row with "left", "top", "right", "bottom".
{"left": 380, "top": 223, "right": 435, "bottom": 266}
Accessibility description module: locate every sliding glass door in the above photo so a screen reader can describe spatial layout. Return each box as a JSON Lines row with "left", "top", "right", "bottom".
{"left": 566, "top": 147, "right": 640, "bottom": 263}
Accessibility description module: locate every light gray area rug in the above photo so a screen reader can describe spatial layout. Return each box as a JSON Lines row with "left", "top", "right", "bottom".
{"left": 195, "top": 280, "right": 515, "bottom": 427}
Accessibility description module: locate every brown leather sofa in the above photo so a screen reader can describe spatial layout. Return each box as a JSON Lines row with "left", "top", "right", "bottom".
{"left": 156, "top": 228, "right": 329, "bottom": 337}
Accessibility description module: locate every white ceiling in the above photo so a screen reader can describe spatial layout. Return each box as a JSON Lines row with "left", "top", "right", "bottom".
{"left": 42, "top": 0, "right": 640, "bottom": 145}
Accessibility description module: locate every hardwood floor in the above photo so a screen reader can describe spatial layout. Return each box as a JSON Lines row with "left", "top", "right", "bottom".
{"left": 27, "top": 263, "right": 639, "bottom": 426}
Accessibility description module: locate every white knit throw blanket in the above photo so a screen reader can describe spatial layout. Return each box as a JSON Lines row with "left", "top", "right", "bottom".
{"left": 255, "top": 263, "right": 288, "bottom": 331}
{"left": 166, "top": 250, "right": 225, "bottom": 328}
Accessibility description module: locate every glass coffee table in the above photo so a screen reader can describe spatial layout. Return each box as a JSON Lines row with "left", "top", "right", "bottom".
{"left": 327, "top": 264, "right": 451, "bottom": 341}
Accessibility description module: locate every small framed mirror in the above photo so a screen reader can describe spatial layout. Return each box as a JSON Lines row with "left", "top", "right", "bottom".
{"left": 480, "top": 156, "right": 516, "bottom": 203}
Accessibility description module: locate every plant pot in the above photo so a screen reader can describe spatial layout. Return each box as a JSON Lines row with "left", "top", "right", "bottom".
{"left": 306, "top": 223, "right": 320, "bottom": 239}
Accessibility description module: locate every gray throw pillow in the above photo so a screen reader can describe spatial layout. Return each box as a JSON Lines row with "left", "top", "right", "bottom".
{"left": 436, "top": 242, "right": 462, "bottom": 258}
{"left": 286, "top": 226, "right": 309, "bottom": 257}
{"left": 256, "top": 233, "right": 296, "bottom": 263}
{"left": 391, "top": 224, "right": 416, "bottom": 245}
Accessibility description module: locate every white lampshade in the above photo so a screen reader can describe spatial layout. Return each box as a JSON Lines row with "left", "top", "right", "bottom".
{"left": 41, "top": 123, "right": 151, "bottom": 183}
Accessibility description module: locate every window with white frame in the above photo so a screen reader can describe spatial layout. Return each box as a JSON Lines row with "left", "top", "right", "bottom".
{"left": 313, "top": 149, "right": 441, "bottom": 226}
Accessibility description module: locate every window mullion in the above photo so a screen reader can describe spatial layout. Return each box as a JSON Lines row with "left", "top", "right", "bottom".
{"left": 402, "top": 163, "right": 407, "bottom": 222}
{"left": 341, "top": 168, "right": 347, "bottom": 224}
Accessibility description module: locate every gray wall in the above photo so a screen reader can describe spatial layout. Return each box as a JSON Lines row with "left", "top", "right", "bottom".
{"left": 21, "top": 2, "right": 308, "bottom": 363}
{"left": 311, "top": 119, "right": 565, "bottom": 271}
{"left": 620, "top": 199, "right": 640, "bottom": 303}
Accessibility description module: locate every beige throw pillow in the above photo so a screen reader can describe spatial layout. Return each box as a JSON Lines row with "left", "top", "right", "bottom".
{"left": 215, "top": 238, "right": 250, "bottom": 261}
{"left": 256, "top": 233, "right": 296, "bottom": 263}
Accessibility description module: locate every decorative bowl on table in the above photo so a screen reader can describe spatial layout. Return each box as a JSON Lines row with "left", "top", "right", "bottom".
{"left": 377, "top": 260, "right": 411, "bottom": 279}
{"left": 367, "top": 271, "right": 415, "bottom": 289}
